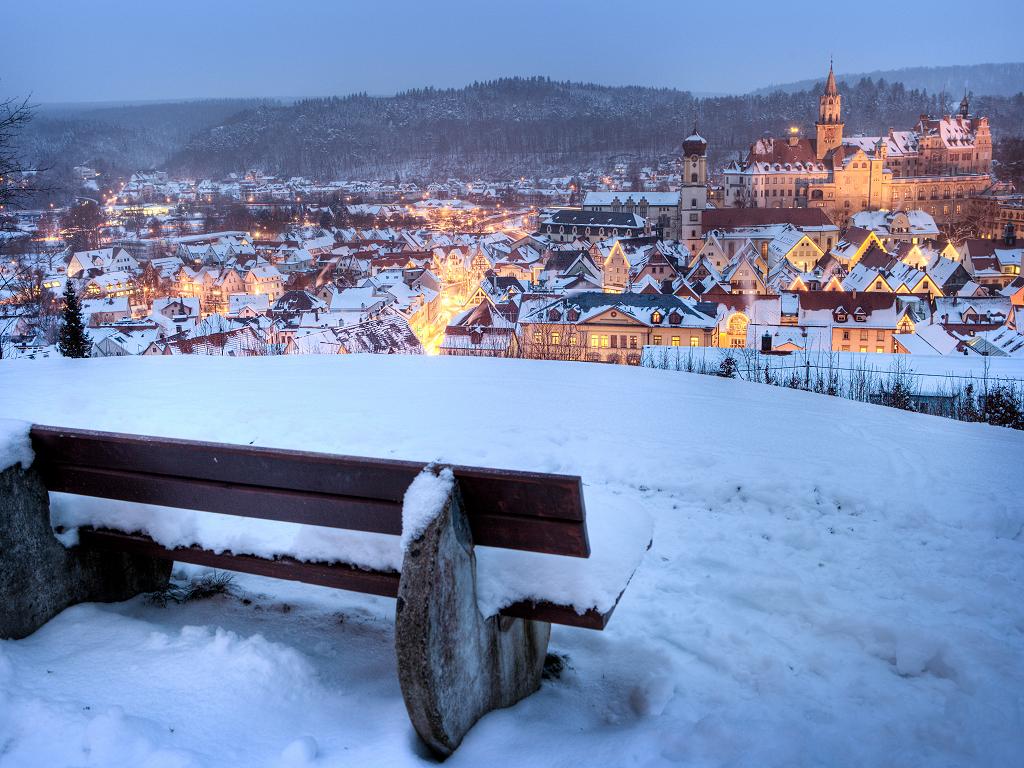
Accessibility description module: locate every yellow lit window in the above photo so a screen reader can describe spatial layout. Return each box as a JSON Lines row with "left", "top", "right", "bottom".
{"left": 551, "top": 333, "right": 560, "bottom": 345}
{"left": 653, "top": 335, "right": 662, "bottom": 345}
{"left": 671, "top": 336, "right": 681, "bottom": 347}
{"left": 690, "top": 336, "right": 699, "bottom": 347}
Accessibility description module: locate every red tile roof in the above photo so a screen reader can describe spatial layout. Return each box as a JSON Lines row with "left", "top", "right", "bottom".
{"left": 702, "top": 208, "right": 837, "bottom": 232}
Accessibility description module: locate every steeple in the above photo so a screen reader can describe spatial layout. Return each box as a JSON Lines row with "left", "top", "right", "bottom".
{"left": 959, "top": 90, "right": 970, "bottom": 119}
{"left": 816, "top": 59, "right": 844, "bottom": 159}
{"left": 824, "top": 58, "right": 838, "bottom": 96}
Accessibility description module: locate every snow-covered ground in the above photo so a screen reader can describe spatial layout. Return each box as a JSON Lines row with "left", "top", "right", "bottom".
{"left": 0, "top": 355, "right": 1021, "bottom": 767}
{"left": 642, "top": 347, "right": 1024, "bottom": 394}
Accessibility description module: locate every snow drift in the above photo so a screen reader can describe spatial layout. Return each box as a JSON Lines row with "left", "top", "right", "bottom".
{"left": 0, "top": 354, "right": 1021, "bottom": 767}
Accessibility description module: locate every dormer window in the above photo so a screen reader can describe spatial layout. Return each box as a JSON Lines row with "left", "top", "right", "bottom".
{"left": 854, "top": 309, "right": 867, "bottom": 322}
{"left": 651, "top": 311, "right": 663, "bottom": 324}
{"left": 548, "top": 309, "right": 561, "bottom": 321}
{"left": 668, "top": 311, "right": 682, "bottom": 325}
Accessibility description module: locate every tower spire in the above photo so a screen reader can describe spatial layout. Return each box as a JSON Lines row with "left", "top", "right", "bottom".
{"left": 824, "top": 59, "right": 838, "bottom": 96}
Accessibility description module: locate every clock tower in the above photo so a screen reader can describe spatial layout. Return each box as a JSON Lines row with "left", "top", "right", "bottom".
{"left": 681, "top": 127, "right": 708, "bottom": 253}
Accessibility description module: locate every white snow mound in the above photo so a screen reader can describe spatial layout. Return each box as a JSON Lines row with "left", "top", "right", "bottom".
{"left": 0, "top": 354, "right": 1020, "bottom": 767}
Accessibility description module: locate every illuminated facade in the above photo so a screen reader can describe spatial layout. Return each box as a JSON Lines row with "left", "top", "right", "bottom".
{"left": 518, "top": 292, "right": 719, "bottom": 364}
{"left": 723, "top": 64, "right": 993, "bottom": 225}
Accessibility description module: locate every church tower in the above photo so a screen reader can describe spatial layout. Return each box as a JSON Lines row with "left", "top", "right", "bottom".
{"left": 681, "top": 126, "right": 708, "bottom": 253}
{"left": 815, "top": 61, "right": 844, "bottom": 160}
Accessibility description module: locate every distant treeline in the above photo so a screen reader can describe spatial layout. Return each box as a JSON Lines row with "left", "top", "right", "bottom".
{"left": 17, "top": 77, "right": 1024, "bottom": 181}
{"left": 751, "top": 62, "right": 1024, "bottom": 98}
{"left": 18, "top": 99, "right": 274, "bottom": 178}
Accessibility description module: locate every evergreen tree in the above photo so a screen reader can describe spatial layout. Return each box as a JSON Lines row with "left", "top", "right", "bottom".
{"left": 958, "top": 383, "right": 981, "bottom": 422}
{"left": 981, "top": 385, "right": 1023, "bottom": 429}
{"left": 881, "top": 380, "right": 917, "bottom": 411}
{"left": 717, "top": 353, "right": 738, "bottom": 379}
{"left": 58, "top": 281, "right": 90, "bottom": 358}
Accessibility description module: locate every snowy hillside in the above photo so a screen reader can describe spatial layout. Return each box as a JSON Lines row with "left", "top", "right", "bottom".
{"left": 751, "top": 62, "right": 1024, "bottom": 97}
{"left": 0, "top": 355, "right": 1021, "bottom": 767}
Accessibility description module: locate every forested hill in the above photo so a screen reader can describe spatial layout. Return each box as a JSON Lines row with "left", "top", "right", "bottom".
{"left": 752, "top": 63, "right": 1024, "bottom": 98}
{"left": 18, "top": 99, "right": 274, "bottom": 178}
{"left": 166, "top": 77, "right": 1024, "bottom": 178}
{"left": 19, "top": 76, "right": 1024, "bottom": 180}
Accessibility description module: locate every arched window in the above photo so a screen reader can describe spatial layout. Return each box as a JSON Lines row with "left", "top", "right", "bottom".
{"left": 727, "top": 313, "right": 749, "bottom": 337}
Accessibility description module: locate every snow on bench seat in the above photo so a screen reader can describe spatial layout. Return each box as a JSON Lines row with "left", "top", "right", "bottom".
{"left": 49, "top": 478, "right": 650, "bottom": 620}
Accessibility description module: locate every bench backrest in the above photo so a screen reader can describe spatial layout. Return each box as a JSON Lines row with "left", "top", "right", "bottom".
{"left": 30, "top": 425, "right": 590, "bottom": 558}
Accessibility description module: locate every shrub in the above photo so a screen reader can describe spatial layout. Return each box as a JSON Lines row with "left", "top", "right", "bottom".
{"left": 981, "top": 385, "right": 1024, "bottom": 429}
{"left": 717, "top": 353, "right": 738, "bottom": 378}
{"left": 148, "top": 572, "right": 235, "bottom": 607}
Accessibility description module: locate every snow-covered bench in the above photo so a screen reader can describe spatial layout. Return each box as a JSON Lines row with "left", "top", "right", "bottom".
{"left": 1, "top": 425, "right": 641, "bottom": 757}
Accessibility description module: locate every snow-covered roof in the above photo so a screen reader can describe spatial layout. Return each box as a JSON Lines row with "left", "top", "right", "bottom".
{"left": 582, "top": 191, "right": 680, "bottom": 207}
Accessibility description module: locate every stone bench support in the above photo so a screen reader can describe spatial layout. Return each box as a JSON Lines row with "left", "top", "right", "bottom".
{"left": 395, "top": 476, "right": 550, "bottom": 758}
{"left": 0, "top": 464, "right": 171, "bottom": 640}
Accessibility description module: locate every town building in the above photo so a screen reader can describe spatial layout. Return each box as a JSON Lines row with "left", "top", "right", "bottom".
{"left": 580, "top": 130, "right": 708, "bottom": 253}
{"left": 849, "top": 209, "right": 940, "bottom": 247}
{"left": 537, "top": 209, "right": 647, "bottom": 244}
{"left": 722, "top": 63, "right": 993, "bottom": 225}
{"left": 517, "top": 292, "right": 719, "bottom": 363}
{"left": 969, "top": 189, "right": 1024, "bottom": 240}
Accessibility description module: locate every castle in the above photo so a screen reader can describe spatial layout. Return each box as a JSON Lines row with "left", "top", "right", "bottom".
{"left": 722, "top": 63, "right": 993, "bottom": 225}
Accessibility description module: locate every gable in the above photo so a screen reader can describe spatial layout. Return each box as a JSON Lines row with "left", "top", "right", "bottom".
{"left": 586, "top": 306, "right": 648, "bottom": 327}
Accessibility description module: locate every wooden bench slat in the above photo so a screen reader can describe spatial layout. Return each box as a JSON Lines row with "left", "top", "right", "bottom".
{"left": 41, "top": 463, "right": 403, "bottom": 532}
{"left": 31, "top": 426, "right": 585, "bottom": 522}
{"left": 78, "top": 529, "right": 613, "bottom": 629}
{"left": 39, "top": 463, "right": 590, "bottom": 557}
{"left": 31, "top": 426, "right": 590, "bottom": 558}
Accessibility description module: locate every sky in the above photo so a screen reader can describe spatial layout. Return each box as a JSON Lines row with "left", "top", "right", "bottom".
{"left": 5, "top": 0, "right": 1023, "bottom": 103}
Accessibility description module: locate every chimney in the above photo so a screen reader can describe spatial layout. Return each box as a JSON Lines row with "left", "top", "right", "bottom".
{"left": 761, "top": 332, "right": 772, "bottom": 353}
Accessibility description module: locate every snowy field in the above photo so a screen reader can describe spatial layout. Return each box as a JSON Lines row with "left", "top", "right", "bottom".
{"left": 0, "top": 355, "right": 1022, "bottom": 767}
